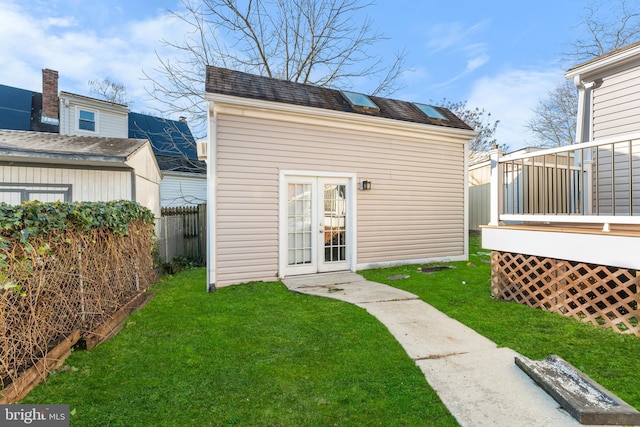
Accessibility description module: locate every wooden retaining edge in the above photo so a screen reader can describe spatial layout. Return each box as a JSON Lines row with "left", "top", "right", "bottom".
{"left": 1, "top": 330, "right": 82, "bottom": 404}
{"left": 0, "top": 291, "right": 154, "bottom": 404}
{"left": 83, "top": 291, "right": 154, "bottom": 351}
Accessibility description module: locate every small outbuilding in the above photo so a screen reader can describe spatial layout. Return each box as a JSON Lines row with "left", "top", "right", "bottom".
{"left": 0, "top": 130, "right": 162, "bottom": 217}
{"left": 205, "top": 66, "right": 476, "bottom": 289}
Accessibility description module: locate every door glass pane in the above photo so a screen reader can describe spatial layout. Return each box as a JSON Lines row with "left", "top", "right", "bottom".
{"left": 288, "top": 183, "right": 312, "bottom": 265}
{"left": 323, "top": 184, "right": 347, "bottom": 262}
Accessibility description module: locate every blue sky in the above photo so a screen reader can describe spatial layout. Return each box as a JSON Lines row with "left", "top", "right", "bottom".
{"left": 0, "top": 0, "right": 593, "bottom": 150}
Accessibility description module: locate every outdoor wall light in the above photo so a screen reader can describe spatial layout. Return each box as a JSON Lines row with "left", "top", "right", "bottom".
{"left": 360, "top": 180, "right": 372, "bottom": 191}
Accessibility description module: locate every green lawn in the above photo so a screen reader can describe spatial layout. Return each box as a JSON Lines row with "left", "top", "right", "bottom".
{"left": 360, "top": 234, "right": 640, "bottom": 409}
{"left": 21, "top": 235, "right": 640, "bottom": 425}
{"left": 21, "top": 269, "right": 457, "bottom": 426}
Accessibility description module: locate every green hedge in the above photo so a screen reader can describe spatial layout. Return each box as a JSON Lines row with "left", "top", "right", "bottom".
{"left": 0, "top": 200, "right": 154, "bottom": 268}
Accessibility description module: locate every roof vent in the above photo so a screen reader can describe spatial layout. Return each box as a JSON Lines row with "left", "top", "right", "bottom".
{"left": 341, "top": 90, "right": 380, "bottom": 112}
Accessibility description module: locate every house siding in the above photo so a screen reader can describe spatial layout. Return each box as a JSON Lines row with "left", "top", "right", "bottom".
{"left": 582, "top": 62, "right": 640, "bottom": 213}
{"left": 590, "top": 139, "right": 640, "bottom": 215}
{"left": 0, "top": 164, "right": 132, "bottom": 203}
{"left": 126, "top": 144, "right": 163, "bottom": 217}
{"left": 214, "top": 111, "right": 466, "bottom": 287}
{"left": 592, "top": 66, "right": 640, "bottom": 140}
{"left": 59, "top": 98, "right": 128, "bottom": 138}
{"left": 160, "top": 174, "right": 207, "bottom": 207}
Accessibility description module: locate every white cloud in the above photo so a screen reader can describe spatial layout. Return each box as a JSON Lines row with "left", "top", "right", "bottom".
{"left": 426, "top": 20, "right": 491, "bottom": 54}
{"left": 432, "top": 53, "right": 491, "bottom": 89}
{"left": 466, "top": 54, "right": 490, "bottom": 73}
{"left": 421, "top": 20, "right": 492, "bottom": 91}
{"left": 466, "top": 67, "right": 566, "bottom": 151}
{"left": 0, "top": 1, "right": 190, "bottom": 117}
{"left": 44, "top": 16, "right": 78, "bottom": 29}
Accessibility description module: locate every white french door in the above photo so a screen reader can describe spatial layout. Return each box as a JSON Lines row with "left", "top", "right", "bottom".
{"left": 283, "top": 175, "right": 352, "bottom": 276}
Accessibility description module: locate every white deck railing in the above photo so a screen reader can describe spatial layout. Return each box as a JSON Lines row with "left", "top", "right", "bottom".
{"left": 489, "top": 132, "right": 640, "bottom": 227}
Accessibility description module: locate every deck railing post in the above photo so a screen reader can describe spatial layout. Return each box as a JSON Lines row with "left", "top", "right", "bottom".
{"left": 584, "top": 159, "right": 594, "bottom": 215}
{"left": 489, "top": 148, "right": 504, "bottom": 226}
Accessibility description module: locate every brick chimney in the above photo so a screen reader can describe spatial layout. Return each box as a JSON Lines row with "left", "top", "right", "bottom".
{"left": 41, "top": 68, "right": 59, "bottom": 125}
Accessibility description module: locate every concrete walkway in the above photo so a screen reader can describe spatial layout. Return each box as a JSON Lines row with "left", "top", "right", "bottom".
{"left": 283, "top": 272, "right": 613, "bottom": 427}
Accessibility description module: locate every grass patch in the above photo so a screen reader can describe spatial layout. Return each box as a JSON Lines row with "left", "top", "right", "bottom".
{"left": 22, "top": 269, "right": 457, "bottom": 426}
{"left": 359, "top": 235, "right": 640, "bottom": 409}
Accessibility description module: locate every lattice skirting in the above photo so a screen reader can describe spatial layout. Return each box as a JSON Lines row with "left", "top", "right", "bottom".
{"left": 491, "top": 251, "right": 640, "bottom": 336}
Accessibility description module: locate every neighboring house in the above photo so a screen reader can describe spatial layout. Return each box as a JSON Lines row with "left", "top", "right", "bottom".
{"left": 482, "top": 41, "right": 640, "bottom": 335}
{"left": 0, "top": 69, "right": 161, "bottom": 216}
{"left": 59, "top": 91, "right": 129, "bottom": 138}
{"left": 0, "top": 69, "right": 204, "bottom": 210}
{"left": 204, "top": 66, "right": 476, "bottom": 289}
{"left": 0, "top": 130, "right": 162, "bottom": 217}
{"left": 129, "top": 112, "right": 206, "bottom": 207}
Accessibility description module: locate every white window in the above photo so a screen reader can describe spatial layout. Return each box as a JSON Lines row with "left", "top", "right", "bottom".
{"left": 0, "top": 184, "right": 72, "bottom": 204}
{"left": 78, "top": 108, "right": 97, "bottom": 132}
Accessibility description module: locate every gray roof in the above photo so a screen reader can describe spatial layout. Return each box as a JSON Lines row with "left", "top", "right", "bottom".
{"left": 0, "top": 129, "right": 147, "bottom": 166}
{"left": 205, "top": 66, "right": 473, "bottom": 131}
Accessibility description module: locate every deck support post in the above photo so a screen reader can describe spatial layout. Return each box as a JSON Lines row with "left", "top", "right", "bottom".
{"left": 489, "top": 148, "right": 503, "bottom": 226}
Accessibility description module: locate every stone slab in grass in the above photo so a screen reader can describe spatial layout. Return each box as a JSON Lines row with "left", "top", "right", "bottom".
{"left": 515, "top": 354, "right": 640, "bottom": 425}
{"left": 387, "top": 274, "right": 410, "bottom": 281}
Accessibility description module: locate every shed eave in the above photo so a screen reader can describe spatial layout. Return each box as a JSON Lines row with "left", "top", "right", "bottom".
{"left": 206, "top": 92, "right": 478, "bottom": 141}
{"left": 0, "top": 151, "right": 130, "bottom": 167}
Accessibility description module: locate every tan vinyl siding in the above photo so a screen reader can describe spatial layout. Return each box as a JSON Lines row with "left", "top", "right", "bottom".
{"left": 214, "top": 112, "right": 466, "bottom": 286}
{"left": 592, "top": 66, "right": 640, "bottom": 140}
{"left": 0, "top": 165, "right": 132, "bottom": 203}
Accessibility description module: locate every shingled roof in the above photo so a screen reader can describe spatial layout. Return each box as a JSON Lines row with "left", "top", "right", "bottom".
{"left": 205, "top": 66, "right": 473, "bottom": 131}
{"left": 0, "top": 129, "right": 147, "bottom": 165}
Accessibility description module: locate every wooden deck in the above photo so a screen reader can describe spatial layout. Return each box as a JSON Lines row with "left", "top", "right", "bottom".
{"left": 484, "top": 222, "right": 640, "bottom": 336}
{"left": 484, "top": 222, "right": 640, "bottom": 238}
{"left": 482, "top": 222, "right": 640, "bottom": 272}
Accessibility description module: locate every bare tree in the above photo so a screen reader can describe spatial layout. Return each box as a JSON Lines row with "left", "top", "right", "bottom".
{"left": 526, "top": 80, "right": 578, "bottom": 147}
{"left": 88, "top": 78, "right": 132, "bottom": 106}
{"left": 435, "top": 99, "right": 502, "bottom": 162}
{"left": 144, "top": 0, "right": 407, "bottom": 137}
{"left": 528, "top": 0, "right": 640, "bottom": 147}
{"left": 566, "top": 0, "right": 640, "bottom": 62}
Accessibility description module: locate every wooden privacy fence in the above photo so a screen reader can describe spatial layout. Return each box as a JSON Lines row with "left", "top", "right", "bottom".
{"left": 158, "top": 204, "right": 206, "bottom": 265}
{"left": 491, "top": 251, "right": 640, "bottom": 336}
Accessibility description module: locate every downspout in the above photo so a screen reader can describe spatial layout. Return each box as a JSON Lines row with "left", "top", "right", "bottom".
{"left": 572, "top": 75, "right": 596, "bottom": 214}
{"left": 206, "top": 100, "right": 217, "bottom": 292}
{"left": 130, "top": 169, "right": 137, "bottom": 203}
{"left": 572, "top": 74, "right": 596, "bottom": 144}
